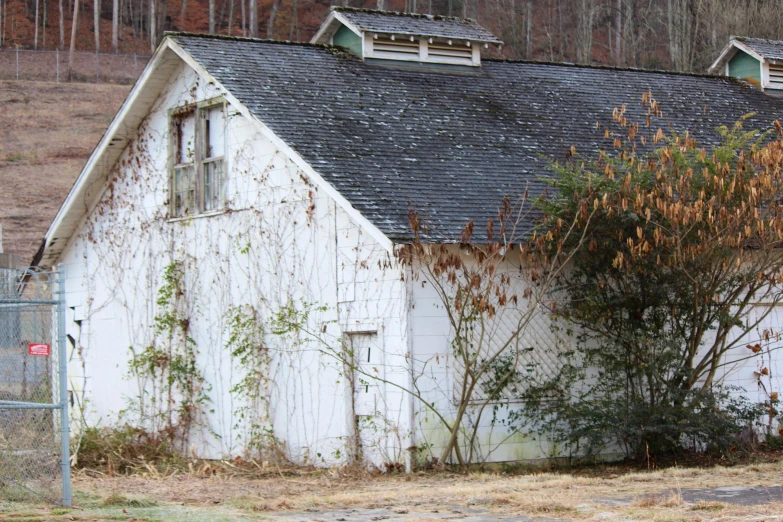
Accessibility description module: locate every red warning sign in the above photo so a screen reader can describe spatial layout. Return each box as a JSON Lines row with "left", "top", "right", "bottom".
{"left": 28, "top": 343, "right": 51, "bottom": 357}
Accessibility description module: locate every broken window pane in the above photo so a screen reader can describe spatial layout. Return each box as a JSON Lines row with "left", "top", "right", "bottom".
{"left": 174, "top": 165, "right": 196, "bottom": 216}
{"left": 203, "top": 105, "right": 224, "bottom": 159}
{"left": 203, "top": 159, "right": 224, "bottom": 212}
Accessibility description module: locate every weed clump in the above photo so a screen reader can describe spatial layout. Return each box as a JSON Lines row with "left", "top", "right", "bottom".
{"left": 74, "top": 425, "right": 184, "bottom": 475}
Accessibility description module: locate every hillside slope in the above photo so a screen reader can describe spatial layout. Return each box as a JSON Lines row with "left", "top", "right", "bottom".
{"left": 0, "top": 80, "right": 129, "bottom": 263}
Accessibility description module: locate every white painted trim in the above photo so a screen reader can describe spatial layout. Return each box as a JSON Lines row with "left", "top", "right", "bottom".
{"left": 734, "top": 40, "right": 766, "bottom": 63}
{"left": 333, "top": 12, "right": 363, "bottom": 38}
{"left": 42, "top": 40, "right": 180, "bottom": 263}
{"left": 310, "top": 11, "right": 338, "bottom": 44}
{"left": 311, "top": 11, "right": 363, "bottom": 45}
{"left": 708, "top": 40, "right": 765, "bottom": 74}
{"left": 708, "top": 42, "right": 736, "bottom": 74}
{"left": 364, "top": 32, "right": 375, "bottom": 59}
{"left": 166, "top": 40, "right": 395, "bottom": 254}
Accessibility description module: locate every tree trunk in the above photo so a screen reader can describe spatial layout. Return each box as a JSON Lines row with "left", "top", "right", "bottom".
{"left": 42, "top": 0, "right": 47, "bottom": 48}
{"left": 93, "top": 0, "right": 99, "bottom": 51}
{"left": 227, "top": 0, "right": 233, "bottom": 35}
{"left": 614, "top": 0, "right": 621, "bottom": 65}
{"left": 377, "top": 0, "right": 384, "bottom": 10}
{"left": 149, "top": 0, "right": 156, "bottom": 52}
{"left": 240, "top": 0, "right": 245, "bottom": 36}
{"left": 287, "top": 0, "right": 297, "bottom": 40}
{"left": 158, "top": 0, "right": 168, "bottom": 42}
{"left": 68, "top": 0, "right": 79, "bottom": 81}
{"left": 248, "top": 0, "right": 256, "bottom": 37}
{"left": 524, "top": 0, "right": 531, "bottom": 58}
{"left": 111, "top": 0, "right": 117, "bottom": 52}
{"left": 179, "top": 0, "right": 187, "bottom": 28}
{"left": 209, "top": 0, "right": 215, "bottom": 33}
{"left": 34, "top": 0, "right": 38, "bottom": 49}
{"left": 265, "top": 0, "right": 280, "bottom": 38}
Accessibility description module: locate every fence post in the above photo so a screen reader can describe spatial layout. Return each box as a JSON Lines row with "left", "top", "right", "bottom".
{"left": 56, "top": 49, "right": 59, "bottom": 83}
{"left": 57, "top": 270, "right": 72, "bottom": 508}
{"left": 16, "top": 47, "right": 19, "bottom": 79}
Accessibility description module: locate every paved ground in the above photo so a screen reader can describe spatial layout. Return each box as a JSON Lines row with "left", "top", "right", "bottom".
{"left": 269, "top": 507, "right": 566, "bottom": 522}
{"left": 268, "top": 485, "right": 783, "bottom": 522}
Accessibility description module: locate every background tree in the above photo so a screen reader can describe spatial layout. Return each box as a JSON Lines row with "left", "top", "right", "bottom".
{"left": 517, "top": 98, "right": 783, "bottom": 460}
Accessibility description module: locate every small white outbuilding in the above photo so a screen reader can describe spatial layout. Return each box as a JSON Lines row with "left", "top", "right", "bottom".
{"left": 37, "top": 9, "right": 783, "bottom": 467}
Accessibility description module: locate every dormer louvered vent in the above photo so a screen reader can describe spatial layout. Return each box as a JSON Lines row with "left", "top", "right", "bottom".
{"left": 373, "top": 37, "right": 420, "bottom": 60}
{"left": 768, "top": 63, "right": 783, "bottom": 89}
{"left": 427, "top": 41, "right": 474, "bottom": 65}
{"left": 311, "top": 7, "right": 503, "bottom": 68}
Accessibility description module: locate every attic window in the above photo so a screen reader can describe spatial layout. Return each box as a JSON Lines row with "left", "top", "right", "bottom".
{"left": 169, "top": 99, "right": 227, "bottom": 218}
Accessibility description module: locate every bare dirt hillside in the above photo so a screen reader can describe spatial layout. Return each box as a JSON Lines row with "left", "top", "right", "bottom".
{"left": 0, "top": 80, "right": 129, "bottom": 263}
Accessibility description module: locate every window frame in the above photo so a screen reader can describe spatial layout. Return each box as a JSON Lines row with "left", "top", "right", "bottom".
{"left": 168, "top": 97, "right": 228, "bottom": 218}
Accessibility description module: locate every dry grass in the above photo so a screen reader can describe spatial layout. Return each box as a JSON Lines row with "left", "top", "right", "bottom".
{"left": 0, "top": 80, "right": 128, "bottom": 261}
{"left": 16, "top": 459, "right": 770, "bottom": 521}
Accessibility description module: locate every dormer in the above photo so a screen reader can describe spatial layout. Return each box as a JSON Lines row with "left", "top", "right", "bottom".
{"left": 709, "top": 37, "right": 783, "bottom": 93}
{"left": 311, "top": 7, "right": 503, "bottom": 67}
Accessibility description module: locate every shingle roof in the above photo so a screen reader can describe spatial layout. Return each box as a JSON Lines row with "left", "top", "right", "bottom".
{"left": 332, "top": 7, "right": 502, "bottom": 44}
{"left": 736, "top": 37, "right": 783, "bottom": 61}
{"left": 171, "top": 34, "right": 783, "bottom": 242}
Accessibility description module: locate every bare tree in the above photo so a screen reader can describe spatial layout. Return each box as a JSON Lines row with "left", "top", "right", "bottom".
{"left": 149, "top": 0, "right": 156, "bottom": 52}
{"left": 524, "top": 0, "right": 531, "bottom": 58}
{"left": 112, "top": 0, "right": 118, "bottom": 52}
{"left": 249, "top": 0, "right": 257, "bottom": 37}
{"left": 266, "top": 0, "right": 281, "bottom": 38}
{"left": 575, "top": 0, "right": 597, "bottom": 63}
{"left": 209, "top": 0, "right": 215, "bottom": 33}
{"left": 94, "top": 0, "right": 100, "bottom": 51}
{"left": 666, "top": 0, "right": 700, "bottom": 72}
{"left": 614, "top": 0, "right": 622, "bottom": 65}
{"left": 34, "top": 0, "right": 39, "bottom": 48}
{"left": 68, "top": 0, "right": 79, "bottom": 80}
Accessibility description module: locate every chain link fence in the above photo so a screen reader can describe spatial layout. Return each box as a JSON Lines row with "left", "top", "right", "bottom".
{"left": 0, "top": 267, "right": 70, "bottom": 506}
{"left": 0, "top": 48, "right": 149, "bottom": 84}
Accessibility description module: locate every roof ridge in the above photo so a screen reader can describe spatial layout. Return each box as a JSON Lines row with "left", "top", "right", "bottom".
{"left": 164, "top": 31, "right": 330, "bottom": 47}
{"left": 734, "top": 35, "right": 783, "bottom": 44}
{"left": 330, "top": 6, "right": 478, "bottom": 24}
{"left": 484, "top": 56, "right": 755, "bottom": 82}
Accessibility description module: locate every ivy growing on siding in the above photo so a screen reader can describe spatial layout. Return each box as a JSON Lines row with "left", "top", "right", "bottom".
{"left": 128, "top": 261, "right": 210, "bottom": 447}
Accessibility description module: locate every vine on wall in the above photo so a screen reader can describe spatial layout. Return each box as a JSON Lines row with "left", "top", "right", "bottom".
{"left": 127, "top": 261, "right": 210, "bottom": 448}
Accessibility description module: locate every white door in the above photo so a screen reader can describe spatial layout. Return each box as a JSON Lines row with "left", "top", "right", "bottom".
{"left": 348, "top": 333, "right": 383, "bottom": 462}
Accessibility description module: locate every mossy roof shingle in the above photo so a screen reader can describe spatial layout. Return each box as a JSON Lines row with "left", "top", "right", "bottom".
{"left": 736, "top": 37, "right": 783, "bottom": 61}
{"left": 172, "top": 34, "right": 783, "bottom": 242}
{"left": 331, "top": 7, "right": 502, "bottom": 44}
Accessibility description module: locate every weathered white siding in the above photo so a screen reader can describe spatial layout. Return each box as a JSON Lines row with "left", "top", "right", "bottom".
{"left": 57, "top": 57, "right": 412, "bottom": 465}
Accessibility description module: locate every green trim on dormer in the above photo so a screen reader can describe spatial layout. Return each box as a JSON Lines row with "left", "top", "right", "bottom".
{"left": 728, "top": 50, "right": 761, "bottom": 85}
{"left": 334, "top": 24, "right": 362, "bottom": 57}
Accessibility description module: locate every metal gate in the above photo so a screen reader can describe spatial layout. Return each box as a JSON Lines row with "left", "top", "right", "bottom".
{"left": 0, "top": 267, "right": 71, "bottom": 506}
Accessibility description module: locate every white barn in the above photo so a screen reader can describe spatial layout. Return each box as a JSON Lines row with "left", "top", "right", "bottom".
{"left": 36, "top": 9, "right": 783, "bottom": 467}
